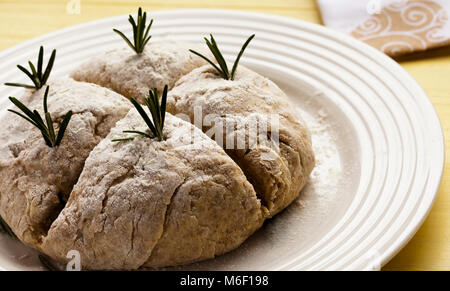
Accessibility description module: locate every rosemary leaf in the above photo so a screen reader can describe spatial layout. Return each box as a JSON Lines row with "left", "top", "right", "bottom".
{"left": 31, "top": 110, "right": 54, "bottom": 147}
{"left": 160, "top": 85, "right": 167, "bottom": 127}
{"left": 7, "top": 109, "right": 40, "bottom": 128}
{"left": 129, "top": 15, "right": 138, "bottom": 45}
{"left": 55, "top": 111, "right": 73, "bottom": 146}
{"left": 190, "top": 34, "right": 255, "bottom": 81}
{"left": 136, "top": 10, "right": 145, "bottom": 50}
{"left": 45, "top": 112, "right": 56, "bottom": 144}
{"left": 204, "top": 39, "right": 227, "bottom": 78}
{"left": 131, "top": 97, "right": 158, "bottom": 136}
{"left": 231, "top": 34, "right": 255, "bottom": 80}
{"left": 43, "top": 86, "right": 49, "bottom": 113}
{"left": 113, "top": 7, "right": 154, "bottom": 54}
{"left": 41, "top": 131, "right": 53, "bottom": 148}
{"left": 112, "top": 137, "right": 136, "bottom": 142}
{"left": 28, "top": 62, "right": 38, "bottom": 83}
{"left": 3, "top": 83, "right": 36, "bottom": 89}
{"left": 142, "top": 19, "right": 153, "bottom": 48}
{"left": 5, "top": 47, "right": 56, "bottom": 90}
{"left": 208, "top": 35, "right": 229, "bottom": 79}
{"left": 37, "top": 46, "right": 44, "bottom": 79}
{"left": 16, "top": 64, "right": 34, "bottom": 79}
{"left": 32, "top": 110, "right": 49, "bottom": 133}
{"left": 113, "top": 85, "right": 168, "bottom": 142}
{"left": 123, "top": 130, "right": 153, "bottom": 139}
{"left": 41, "top": 49, "right": 56, "bottom": 86}
{"left": 8, "top": 86, "right": 72, "bottom": 148}
{"left": 112, "top": 29, "right": 135, "bottom": 52}
{"left": 146, "top": 88, "right": 161, "bottom": 130}
{"left": 189, "top": 50, "right": 224, "bottom": 77}
{"left": 16, "top": 65, "right": 39, "bottom": 88}
{"left": 9, "top": 97, "right": 36, "bottom": 121}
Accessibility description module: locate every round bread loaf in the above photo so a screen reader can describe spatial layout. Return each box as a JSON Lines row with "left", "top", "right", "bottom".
{"left": 2, "top": 45, "right": 315, "bottom": 270}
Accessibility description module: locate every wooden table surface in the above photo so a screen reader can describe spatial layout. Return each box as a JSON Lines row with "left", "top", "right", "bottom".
{"left": 0, "top": 0, "right": 448, "bottom": 271}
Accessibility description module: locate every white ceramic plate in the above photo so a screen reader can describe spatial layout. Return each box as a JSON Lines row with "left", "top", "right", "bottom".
{"left": 0, "top": 9, "right": 444, "bottom": 271}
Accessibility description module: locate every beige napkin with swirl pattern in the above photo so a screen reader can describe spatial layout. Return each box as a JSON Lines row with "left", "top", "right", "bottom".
{"left": 317, "top": 0, "right": 450, "bottom": 56}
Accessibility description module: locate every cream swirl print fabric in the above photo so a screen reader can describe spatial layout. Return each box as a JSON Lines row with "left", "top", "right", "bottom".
{"left": 317, "top": 0, "right": 450, "bottom": 56}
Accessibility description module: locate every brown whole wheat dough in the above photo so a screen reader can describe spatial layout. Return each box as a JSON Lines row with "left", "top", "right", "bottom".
{"left": 40, "top": 111, "right": 264, "bottom": 269}
{"left": 1, "top": 45, "right": 315, "bottom": 270}
{"left": 71, "top": 41, "right": 211, "bottom": 101}
{"left": 167, "top": 65, "right": 315, "bottom": 217}
{"left": 0, "top": 78, "right": 131, "bottom": 248}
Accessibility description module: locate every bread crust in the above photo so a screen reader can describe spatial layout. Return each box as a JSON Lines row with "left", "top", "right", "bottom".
{"left": 40, "top": 112, "right": 264, "bottom": 269}
{"left": 167, "top": 65, "right": 315, "bottom": 216}
{"left": 0, "top": 78, "right": 131, "bottom": 247}
{"left": 1, "top": 45, "right": 315, "bottom": 269}
{"left": 71, "top": 41, "right": 211, "bottom": 101}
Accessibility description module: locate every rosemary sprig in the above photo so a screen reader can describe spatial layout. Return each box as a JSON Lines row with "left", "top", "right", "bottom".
{"left": 4, "top": 46, "right": 56, "bottom": 90}
{"left": 112, "top": 85, "right": 167, "bottom": 142}
{"left": 113, "top": 7, "right": 153, "bottom": 54}
{"left": 0, "top": 215, "right": 16, "bottom": 239}
{"left": 8, "top": 86, "right": 73, "bottom": 148}
{"left": 190, "top": 34, "right": 255, "bottom": 80}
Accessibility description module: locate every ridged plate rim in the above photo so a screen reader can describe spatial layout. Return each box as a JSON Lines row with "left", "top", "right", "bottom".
{"left": 0, "top": 9, "right": 444, "bottom": 271}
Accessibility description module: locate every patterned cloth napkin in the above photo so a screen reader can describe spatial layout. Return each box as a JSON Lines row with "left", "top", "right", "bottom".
{"left": 317, "top": 0, "right": 450, "bottom": 56}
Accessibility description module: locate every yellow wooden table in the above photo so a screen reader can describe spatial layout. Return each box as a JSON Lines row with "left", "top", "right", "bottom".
{"left": 0, "top": 0, "right": 448, "bottom": 271}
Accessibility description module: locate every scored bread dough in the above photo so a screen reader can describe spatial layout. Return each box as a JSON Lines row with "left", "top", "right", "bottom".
{"left": 1, "top": 43, "right": 315, "bottom": 269}
{"left": 71, "top": 41, "right": 211, "bottom": 101}
{"left": 0, "top": 78, "right": 131, "bottom": 247}
{"left": 167, "top": 65, "right": 315, "bottom": 217}
{"left": 40, "top": 111, "right": 265, "bottom": 270}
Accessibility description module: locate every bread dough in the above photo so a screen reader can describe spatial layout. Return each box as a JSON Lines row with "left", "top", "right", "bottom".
{"left": 0, "top": 78, "right": 131, "bottom": 247}
{"left": 1, "top": 47, "right": 315, "bottom": 270}
{"left": 167, "top": 65, "right": 315, "bottom": 217}
{"left": 71, "top": 41, "right": 211, "bottom": 101}
{"left": 40, "top": 111, "right": 264, "bottom": 269}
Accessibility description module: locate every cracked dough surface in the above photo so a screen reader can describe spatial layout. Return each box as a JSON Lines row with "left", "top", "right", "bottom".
{"left": 1, "top": 46, "right": 315, "bottom": 269}
{"left": 71, "top": 41, "right": 211, "bottom": 101}
{"left": 167, "top": 65, "right": 315, "bottom": 216}
{"left": 0, "top": 78, "right": 131, "bottom": 248}
{"left": 41, "top": 112, "right": 264, "bottom": 270}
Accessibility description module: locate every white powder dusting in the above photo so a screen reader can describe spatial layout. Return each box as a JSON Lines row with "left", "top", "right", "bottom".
{"left": 297, "top": 107, "right": 342, "bottom": 213}
{"left": 165, "top": 103, "right": 352, "bottom": 271}
{"left": 0, "top": 99, "right": 351, "bottom": 271}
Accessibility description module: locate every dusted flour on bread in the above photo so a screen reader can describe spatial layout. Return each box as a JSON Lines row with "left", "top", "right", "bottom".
{"left": 41, "top": 112, "right": 264, "bottom": 270}
{"left": 0, "top": 78, "right": 131, "bottom": 247}
{"left": 167, "top": 65, "right": 315, "bottom": 217}
{"left": 71, "top": 41, "right": 211, "bottom": 101}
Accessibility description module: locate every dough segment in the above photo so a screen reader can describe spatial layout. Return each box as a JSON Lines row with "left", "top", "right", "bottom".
{"left": 41, "top": 112, "right": 264, "bottom": 269}
{"left": 167, "top": 65, "right": 315, "bottom": 216}
{"left": 0, "top": 78, "right": 131, "bottom": 247}
{"left": 71, "top": 41, "right": 211, "bottom": 101}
